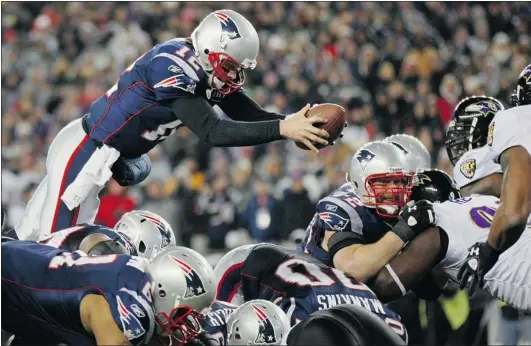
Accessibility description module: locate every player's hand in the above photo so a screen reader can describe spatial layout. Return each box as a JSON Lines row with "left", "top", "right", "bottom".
{"left": 457, "top": 241, "right": 501, "bottom": 295}
{"left": 280, "top": 104, "right": 329, "bottom": 153}
{"left": 391, "top": 200, "right": 436, "bottom": 243}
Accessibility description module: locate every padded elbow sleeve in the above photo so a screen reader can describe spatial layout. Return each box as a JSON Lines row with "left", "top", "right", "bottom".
{"left": 328, "top": 232, "right": 360, "bottom": 260}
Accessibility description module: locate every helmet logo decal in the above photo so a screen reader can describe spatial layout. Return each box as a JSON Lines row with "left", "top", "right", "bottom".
{"left": 462, "top": 101, "right": 500, "bottom": 118}
{"left": 412, "top": 173, "right": 432, "bottom": 187}
{"left": 140, "top": 215, "right": 171, "bottom": 248}
{"left": 252, "top": 305, "right": 277, "bottom": 344}
{"left": 170, "top": 256, "right": 207, "bottom": 299}
{"left": 355, "top": 149, "right": 375, "bottom": 171}
{"left": 520, "top": 65, "right": 531, "bottom": 83}
{"left": 459, "top": 158, "right": 476, "bottom": 179}
{"left": 214, "top": 12, "right": 241, "bottom": 42}
{"left": 390, "top": 142, "right": 409, "bottom": 155}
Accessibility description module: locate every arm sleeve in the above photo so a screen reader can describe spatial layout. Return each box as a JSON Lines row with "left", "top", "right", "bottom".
{"left": 169, "top": 97, "right": 283, "bottom": 147}
{"left": 219, "top": 90, "right": 286, "bottom": 121}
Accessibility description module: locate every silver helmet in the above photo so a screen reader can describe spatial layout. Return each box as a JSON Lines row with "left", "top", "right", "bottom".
{"left": 384, "top": 134, "right": 431, "bottom": 172}
{"left": 227, "top": 299, "right": 291, "bottom": 345}
{"left": 114, "top": 210, "right": 176, "bottom": 260}
{"left": 213, "top": 244, "right": 258, "bottom": 306}
{"left": 348, "top": 141, "right": 412, "bottom": 217}
{"left": 191, "top": 9, "right": 259, "bottom": 95}
{"left": 148, "top": 246, "right": 216, "bottom": 345}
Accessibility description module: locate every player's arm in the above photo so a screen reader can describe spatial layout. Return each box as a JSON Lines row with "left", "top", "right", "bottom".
{"left": 460, "top": 173, "right": 503, "bottom": 198}
{"left": 326, "top": 200, "right": 436, "bottom": 282}
{"left": 371, "top": 227, "right": 444, "bottom": 302}
{"left": 80, "top": 294, "right": 131, "bottom": 345}
{"left": 219, "top": 90, "right": 285, "bottom": 121}
{"left": 487, "top": 146, "right": 531, "bottom": 252}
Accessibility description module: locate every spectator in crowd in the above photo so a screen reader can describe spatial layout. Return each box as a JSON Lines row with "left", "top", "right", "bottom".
{"left": 278, "top": 171, "right": 315, "bottom": 240}
{"left": 242, "top": 178, "right": 280, "bottom": 242}
{"left": 95, "top": 179, "right": 136, "bottom": 228}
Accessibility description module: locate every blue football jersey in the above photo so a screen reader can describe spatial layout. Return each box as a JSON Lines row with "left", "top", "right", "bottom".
{"left": 39, "top": 223, "right": 137, "bottom": 255}
{"left": 298, "top": 184, "right": 392, "bottom": 266}
{"left": 2, "top": 241, "right": 155, "bottom": 346}
{"left": 84, "top": 38, "right": 226, "bottom": 159}
{"left": 202, "top": 300, "right": 237, "bottom": 346}
{"left": 216, "top": 244, "right": 407, "bottom": 343}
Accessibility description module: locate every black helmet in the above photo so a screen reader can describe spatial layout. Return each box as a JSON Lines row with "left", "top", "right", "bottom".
{"left": 512, "top": 64, "right": 531, "bottom": 107}
{"left": 445, "top": 96, "right": 505, "bottom": 165}
{"left": 410, "top": 169, "right": 461, "bottom": 203}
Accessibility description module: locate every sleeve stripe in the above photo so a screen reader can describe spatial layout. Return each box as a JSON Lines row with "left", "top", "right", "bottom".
{"left": 153, "top": 53, "right": 200, "bottom": 81}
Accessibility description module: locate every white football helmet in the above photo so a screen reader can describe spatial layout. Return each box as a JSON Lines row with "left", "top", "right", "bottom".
{"left": 226, "top": 300, "right": 291, "bottom": 345}
{"left": 191, "top": 9, "right": 259, "bottom": 94}
{"left": 348, "top": 141, "right": 412, "bottom": 217}
{"left": 148, "top": 246, "right": 216, "bottom": 345}
{"left": 213, "top": 244, "right": 258, "bottom": 306}
{"left": 114, "top": 210, "right": 176, "bottom": 260}
{"left": 384, "top": 134, "right": 431, "bottom": 172}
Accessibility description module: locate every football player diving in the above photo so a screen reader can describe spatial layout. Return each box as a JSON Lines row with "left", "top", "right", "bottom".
{"left": 14, "top": 9, "right": 334, "bottom": 243}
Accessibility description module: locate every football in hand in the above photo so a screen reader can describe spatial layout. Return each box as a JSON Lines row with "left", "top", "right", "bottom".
{"left": 296, "top": 103, "right": 346, "bottom": 150}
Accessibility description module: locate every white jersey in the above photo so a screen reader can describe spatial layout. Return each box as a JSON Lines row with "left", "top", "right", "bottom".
{"left": 434, "top": 194, "right": 531, "bottom": 310}
{"left": 486, "top": 104, "right": 531, "bottom": 164}
{"left": 453, "top": 147, "right": 502, "bottom": 189}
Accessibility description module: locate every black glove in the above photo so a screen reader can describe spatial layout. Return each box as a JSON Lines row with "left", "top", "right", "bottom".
{"left": 391, "top": 200, "right": 436, "bottom": 243}
{"left": 457, "top": 241, "right": 501, "bottom": 295}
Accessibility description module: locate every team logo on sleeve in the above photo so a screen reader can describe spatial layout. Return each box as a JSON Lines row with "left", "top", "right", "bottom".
{"left": 459, "top": 158, "right": 476, "bottom": 179}
{"left": 117, "top": 296, "right": 146, "bottom": 341}
{"left": 214, "top": 12, "right": 241, "bottom": 41}
{"left": 252, "top": 305, "right": 277, "bottom": 344}
{"left": 487, "top": 122, "right": 495, "bottom": 146}
{"left": 170, "top": 256, "right": 207, "bottom": 299}
{"left": 355, "top": 149, "right": 375, "bottom": 171}
{"left": 319, "top": 212, "right": 350, "bottom": 231}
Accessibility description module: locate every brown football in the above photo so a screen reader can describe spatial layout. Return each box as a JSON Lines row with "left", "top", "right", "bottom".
{"left": 296, "top": 103, "right": 346, "bottom": 150}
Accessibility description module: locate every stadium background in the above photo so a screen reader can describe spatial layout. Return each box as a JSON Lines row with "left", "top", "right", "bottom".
{"left": 2, "top": 2, "right": 531, "bottom": 345}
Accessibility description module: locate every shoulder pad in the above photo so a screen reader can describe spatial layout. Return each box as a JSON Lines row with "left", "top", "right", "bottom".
{"left": 152, "top": 39, "right": 204, "bottom": 82}
{"left": 111, "top": 287, "right": 155, "bottom": 346}
{"left": 316, "top": 196, "right": 364, "bottom": 235}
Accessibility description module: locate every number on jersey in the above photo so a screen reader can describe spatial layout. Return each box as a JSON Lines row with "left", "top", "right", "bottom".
{"left": 470, "top": 204, "right": 531, "bottom": 229}
{"left": 141, "top": 119, "right": 183, "bottom": 141}
{"left": 48, "top": 251, "right": 117, "bottom": 269}
{"left": 275, "top": 258, "right": 371, "bottom": 292}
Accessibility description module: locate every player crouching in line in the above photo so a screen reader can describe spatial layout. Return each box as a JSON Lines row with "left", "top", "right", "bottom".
{"left": 37, "top": 210, "right": 176, "bottom": 259}
{"left": 14, "top": 8, "right": 333, "bottom": 242}
{"left": 1, "top": 244, "right": 216, "bottom": 345}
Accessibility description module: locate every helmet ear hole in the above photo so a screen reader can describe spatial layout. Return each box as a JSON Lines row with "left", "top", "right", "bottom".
{"left": 139, "top": 241, "right": 146, "bottom": 254}
{"left": 204, "top": 49, "right": 209, "bottom": 54}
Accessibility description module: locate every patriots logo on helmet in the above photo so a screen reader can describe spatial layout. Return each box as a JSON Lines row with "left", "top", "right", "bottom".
{"left": 252, "top": 305, "right": 277, "bottom": 344}
{"left": 319, "top": 212, "right": 350, "bottom": 231}
{"left": 459, "top": 158, "right": 476, "bottom": 179}
{"left": 170, "top": 256, "right": 207, "bottom": 299}
{"left": 116, "top": 296, "right": 146, "bottom": 341}
{"left": 355, "top": 149, "right": 375, "bottom": 171}
{"left": 140, "top": 214, "right": 171, "bottom": 248}
{"left": 214, "top": 11, "right": 241, "bottom": 41}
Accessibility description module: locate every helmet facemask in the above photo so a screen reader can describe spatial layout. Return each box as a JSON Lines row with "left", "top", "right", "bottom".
{"left": 349, "top": 171, "right": 412, "bottom": 218}
{"left": 206, "top": 52, "right": 245, "bottom": 95}
{"left": 156, "top": 306, "right": 205, "bottom": 346}
{"left": 445, "top": 117, "right": 482, "bottom": 166}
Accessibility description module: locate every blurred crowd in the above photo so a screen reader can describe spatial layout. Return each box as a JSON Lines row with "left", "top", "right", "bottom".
{"left": 2, "top": 2, "right": 531, "bottom": 253}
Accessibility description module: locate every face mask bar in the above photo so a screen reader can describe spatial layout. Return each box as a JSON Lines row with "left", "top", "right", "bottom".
{"left": 207, "top": 51, "right": 245, "bottom": 95}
